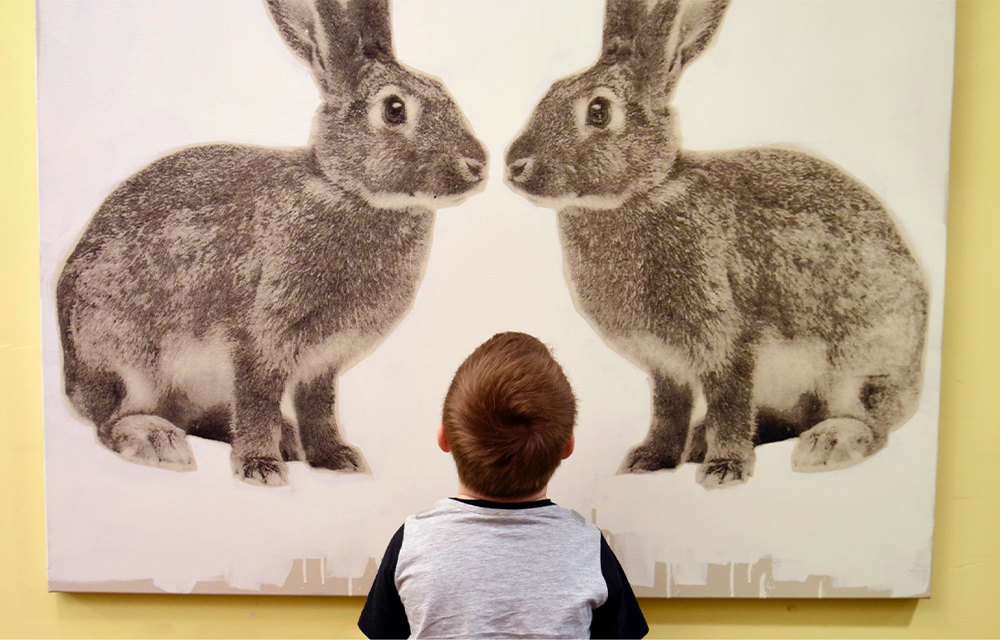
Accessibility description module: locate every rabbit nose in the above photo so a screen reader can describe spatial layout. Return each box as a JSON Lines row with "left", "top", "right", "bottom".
{"left": 459, "top": 157, "right": 485, "bottom": 183}
{"left": 506, "top": 157, "right": 534, "bottom": 183}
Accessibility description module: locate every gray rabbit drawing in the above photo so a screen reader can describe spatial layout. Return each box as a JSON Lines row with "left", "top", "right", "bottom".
{"left": 505, "top": 0, "right": 928, "bottom": 488}
{"left": 57, "top": 0, "right": 487, "bottom": 486}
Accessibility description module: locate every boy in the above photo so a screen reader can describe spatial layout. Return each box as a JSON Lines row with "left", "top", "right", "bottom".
{"left": 358, "top": 332, "right": 648, "bottom": 639}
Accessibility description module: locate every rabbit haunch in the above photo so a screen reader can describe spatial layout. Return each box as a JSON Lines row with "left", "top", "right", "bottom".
{"left": 57, "top": 0, "right": 486, "bottom": 486}
{"left": 505, "top": 0, "right": 928, "bottom": 488}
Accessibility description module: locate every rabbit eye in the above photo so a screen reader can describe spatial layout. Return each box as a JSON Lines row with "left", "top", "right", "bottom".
{"left": 382, "top": 95, "right": 407, "bottom": 126}
{"left": 586, "top": 97, "right": 611, "bottom": 128}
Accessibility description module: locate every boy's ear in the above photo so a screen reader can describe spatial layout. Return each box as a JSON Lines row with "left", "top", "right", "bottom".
{"left": 562, "top": 434, "right": 575, "bottom": 460}
{"left": 437, "top": 422, "right": 451, "bottom": 453}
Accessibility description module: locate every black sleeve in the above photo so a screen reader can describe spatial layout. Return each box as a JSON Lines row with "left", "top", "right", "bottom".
{"left": 591, "top": 536, "right": 649, "bottom": 639}
{"left": 358, "top": 524, "right": 411, "bottom": 639}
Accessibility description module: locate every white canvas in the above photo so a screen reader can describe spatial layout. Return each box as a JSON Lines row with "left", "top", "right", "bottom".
{"left": 38, "top": 0, "right": 953, "bottom": 597}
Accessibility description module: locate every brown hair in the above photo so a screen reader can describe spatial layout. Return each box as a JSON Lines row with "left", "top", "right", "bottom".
{"left": 442, "top": 332, "right": 577, "bottom": 500}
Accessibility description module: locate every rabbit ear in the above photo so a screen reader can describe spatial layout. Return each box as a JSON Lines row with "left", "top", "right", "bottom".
{"left": 672, "top": 0, "right": 729, "bottom": 69}
{"left": 266, "top": 0, "right": 321, "bottom": 66}
{"left": 348, "top": 0, "right": 395, "bottom": 62}
{"left": 266, "top": 0, "right": 396, "bottom": 98}
{"left": 266, "top": 0, "right": 351, "bottom": 95}
{"left": 636, "top": 0, "right": 730, "bottom": 107}
{"left": 601, "top": 0, "right": 645, "bottom": 61}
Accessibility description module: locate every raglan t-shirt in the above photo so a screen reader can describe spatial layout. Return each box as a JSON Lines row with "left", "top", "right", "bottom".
{"left": 358, "top": 498, "right": 648, "bottom": 639}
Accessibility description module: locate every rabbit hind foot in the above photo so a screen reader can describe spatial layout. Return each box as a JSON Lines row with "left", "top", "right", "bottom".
{"left": 97, "top": 414, "right": 196, "bottom": 472}
{"left": 305, "top": 441, "right": 369, "bottom": 474}
{"left": 696, "top": 454, "right": 755, "bottom": 490}
{"left": 618, "top": 442, "right": 684, "bottom": 474}
{"left": 232, "top": 453, "right": 289, "bottom": 487}
{"left": 791, "top": 418, "right": 885, "bottom": 472}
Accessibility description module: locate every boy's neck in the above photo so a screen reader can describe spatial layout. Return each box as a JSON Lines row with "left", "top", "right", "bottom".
{"left": 455, "top": 483, "right": 548, "bottom": 503}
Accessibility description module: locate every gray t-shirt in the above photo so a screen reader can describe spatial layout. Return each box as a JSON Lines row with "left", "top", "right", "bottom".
{"left": 359, "top": 498, "right": 647, "bottom": 639}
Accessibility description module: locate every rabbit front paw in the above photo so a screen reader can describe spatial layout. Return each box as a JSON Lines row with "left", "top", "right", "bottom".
{"left": 696, "top": 455, "right": 754, "bottom": 489}
{"left": 233, "top": 455, "right": 289, "bottom": 487}
{"left": 791, "top": 418, "right": 881, "bottom": 472}
{"left": 618, "top": 443, "right": 682, "bottom": 474}
{"left": 305, "top": 442, "right": 368, "bottom": 473}
{"left": 98, "top": 415, "right": 196, "bottom": 472}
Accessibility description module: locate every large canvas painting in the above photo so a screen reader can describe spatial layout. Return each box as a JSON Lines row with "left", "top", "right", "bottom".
{"left": 38, "top": 0, "right": 954, "bottom": 597}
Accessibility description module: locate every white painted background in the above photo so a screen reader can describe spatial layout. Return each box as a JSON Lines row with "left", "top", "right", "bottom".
{"left": 38, "top": 0, "right": 953, "bottom": 596}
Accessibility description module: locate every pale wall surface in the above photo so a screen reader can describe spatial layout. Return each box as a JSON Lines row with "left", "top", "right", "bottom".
{"left": 1, "top": 0, "right": 999, "bottom": 636}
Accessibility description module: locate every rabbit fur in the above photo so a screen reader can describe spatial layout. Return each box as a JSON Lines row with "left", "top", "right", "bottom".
{"left": 505, "top": 0, "right": 927, "bottom": 488}
{"left": 57, "top": 0, "right": 487, "bottom": 486}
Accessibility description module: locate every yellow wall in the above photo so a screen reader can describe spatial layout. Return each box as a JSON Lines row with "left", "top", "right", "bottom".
{"left": 2, "top": 0, "right": 998, "bottom": 636}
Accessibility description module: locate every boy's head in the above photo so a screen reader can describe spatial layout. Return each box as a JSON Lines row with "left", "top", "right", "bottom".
{"left": 440, "top": 332, "right": 577, "bottom": 501}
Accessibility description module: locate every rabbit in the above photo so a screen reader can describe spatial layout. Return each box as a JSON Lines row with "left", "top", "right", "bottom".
{"left": 56, "top": 0, "right": 487, "bottom": 487}
{"left": 504, "top": 0, "right": 927, "bottom": 488}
